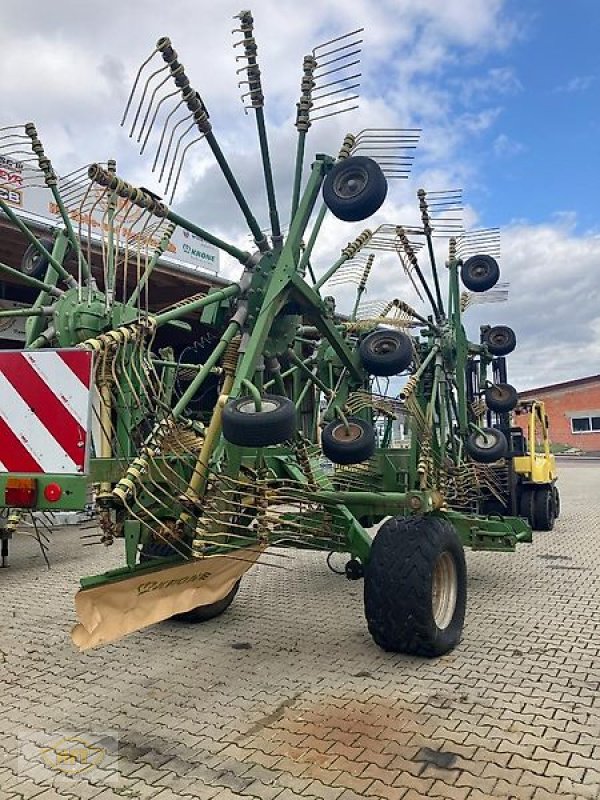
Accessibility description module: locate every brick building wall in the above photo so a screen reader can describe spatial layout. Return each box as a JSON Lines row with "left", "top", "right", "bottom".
{"left": 517, "top": 375, "right": 600, "bottom": 452}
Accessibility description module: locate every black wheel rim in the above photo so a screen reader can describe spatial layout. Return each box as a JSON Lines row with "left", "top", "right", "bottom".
{"left": 331, "top": 422, "right": 363, "bottom": 443}
{"left": 490, "top": 331, "right": 509, "bottom": 347}
{"left": 333, "top": 166, "right": 369, "bottom": 199}
{"left": 372, "top": 336, "right": 398, "bottom": 355}
{"left": 491, "top": 386, "right": 509, "bottom": 404}
{"left": 238, "top": 399, "right": 279, "bottom": 415}
{"left": 473, "top": 431, "right": 499, "bottom": 450}
{"left": 24, "top": 251, "right": 42, "bottom": 274}
{"left": 472, "top": 263, "right": 490, "bottom": 278}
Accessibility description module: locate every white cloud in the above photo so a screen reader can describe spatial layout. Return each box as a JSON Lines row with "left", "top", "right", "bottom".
{"left": 453, "top": 66, "right": 523, "bottom": 104}
{"left": 554, "top": 75, "right": 596, "bottom": 93}
{"left": 464, "top": 216, "right": 600, "bottom": 389}
{"left": 1, "top": 1, "right": 598, "bottom": 392}
{"left": 493, "top": 133, "right": 525, "bottom": 157}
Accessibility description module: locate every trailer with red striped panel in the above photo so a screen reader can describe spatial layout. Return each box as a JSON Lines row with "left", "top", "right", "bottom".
{"left": 0, "top": 349, "right": 93, "bottom": 520}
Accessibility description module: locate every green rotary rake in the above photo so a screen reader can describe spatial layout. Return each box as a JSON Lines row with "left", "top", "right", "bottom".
{"left": 0, "top": 11, "right": 528, "bottom": 657}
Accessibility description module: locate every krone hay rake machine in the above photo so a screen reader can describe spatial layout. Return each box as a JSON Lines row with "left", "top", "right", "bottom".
{"left": 0, "top": 13, "right": 530, "bottom": 656}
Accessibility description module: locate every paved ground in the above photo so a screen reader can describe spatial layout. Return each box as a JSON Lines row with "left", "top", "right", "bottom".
{"left": 0, "top": 463, "right": 598, "bottom": 800}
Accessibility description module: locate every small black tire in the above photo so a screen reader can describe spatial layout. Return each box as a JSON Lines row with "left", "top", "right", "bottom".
{"left": 359, "top": 329, "right": 413, "bottom": 376}
{"left": 364, "top": 515, "right": 467, "bottom": 658}
{"left": 465, "top": 427, "right": 508, "bottom": 463}
{"left": 485, "top": 383, "right": 518, "bottom": 413}
{"left": 322, "top": 417, "right": 375, "bottom": 465}
{"left": 533, "top": 486, "right": 555, "bottom": 531}
{"left": 479, "top": 496, "right": 507, "bottom": 516}
{"left": 518, "top": 486, "right": 535, "bottom": 527}
{"left": 461, "top": 254, "right": 500, "bottom": 292}
{"left": 20, "top": 237, "right": 55, "bottom": 278}
{"left": 483, "top": 325, "right": 516, "bottom": 356}
{"left": 222, "top": 394, "right": 296, "bottom": 447}
{"left": 172, "top": 582, "right": 240, "bottom": 623}
{"left": 140, "top": 540, "right": 240, "bottom": 623}
{"left": 322, "top": 156, "right": 388, "bottom": 222}
{"left": 553, "top": 485, "right": 560, "bottom": 519}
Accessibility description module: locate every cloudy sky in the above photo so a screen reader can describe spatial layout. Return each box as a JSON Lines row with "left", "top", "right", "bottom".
{"left": 1, "top": 0, "right": 599, "bottom": 390}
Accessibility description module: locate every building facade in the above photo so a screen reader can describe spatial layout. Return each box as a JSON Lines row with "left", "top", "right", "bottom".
{"left": 518, "top": 374, "right": 600, "bottom": 452}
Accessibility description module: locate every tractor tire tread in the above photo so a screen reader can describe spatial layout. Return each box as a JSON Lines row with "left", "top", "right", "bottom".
{"left": 364, "top": 515, "right": 466, "bottom": 658}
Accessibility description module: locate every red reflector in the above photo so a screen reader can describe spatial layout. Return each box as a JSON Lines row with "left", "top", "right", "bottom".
{"left": 5, "top": 478, "right": 37, "bottom": 508}
{"left": 43, "top": 483, "right": 62, "bottom": 503}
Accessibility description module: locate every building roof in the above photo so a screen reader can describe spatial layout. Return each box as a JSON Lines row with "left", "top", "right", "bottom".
{"left": 519, "top": 374, "right": 600, "bottom": 396}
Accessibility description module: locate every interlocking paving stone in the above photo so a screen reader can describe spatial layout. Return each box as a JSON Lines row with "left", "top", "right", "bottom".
{"left": 1, "top": 463, "right": 599, "bottom": 799}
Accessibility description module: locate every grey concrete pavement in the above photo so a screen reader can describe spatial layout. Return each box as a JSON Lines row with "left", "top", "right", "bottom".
{"left": 0, "top": 464, "right": 598, "bottom": 799}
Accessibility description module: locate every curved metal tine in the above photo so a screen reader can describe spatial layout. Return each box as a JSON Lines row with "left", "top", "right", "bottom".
{"left": 315, "top": 48, "right": 363, "bottom": 71}
{"left": 60, "top": 163, "right": 99, "bottom": 183}
{"left": 352, "top": 129, "right": 421, "bottom": 177}
{"left": 58, "top": 179, "right": 87, "bottom": 199}
{"left": 140, "top": 88, "right": 179, "bottom": 155}
{"left": 312, "top": 83, "right": 361, "bottom": 103}
{"left": 60, "top": 165, "right": 100, "bottom": 209}
{"left": 459, "top": 227, "right": 500, "bottom": 241}
{"left": 60, "top": 182, "right": 90, "bottom": 207}
{"left": 427, "top": 188, "right": 462, "bottom": 195}
{"left": 114, "top": 200, "right": 144, "bottom": 299}
{"left": 0, "top": 149, "right": 38, "bottom": 161}
{"left": 311, "top": 94, "right": 359, "bottom": 117}
{"left": 425, "top": 190, "right": 464, "bottom": 237}
{"left": 152, "top": 98, "right": 185, "bottom": 173}
{"left": 0, "top": 132, "right": 29, "bottom": 146}
{"left": 314, "top": 37, "right": 363, "bottom": 61}
{"left": 159, "top": 117, "right": 194, "bottom": 184}
{"left": 456, "top": 227, "right": 501, "bottom": 258}
{"left": 312, "top": 27, "right": 364, "bottom": 56}
{"left": 370, "top": 159, "right": 416, "bottom": 166}
{"left": 121, "top": 46, "right": 160, "bottom": 126}
{"left": 396, "top": 248, "right": 425, "bottom": 303}
{"left": 313, "top": 60, "right": 362, "bottom": 82}
{"left": 58, "top": 167, "right": 91, "bottom": 193}
{"left": 312, "top": 73, "right": 361, "bottom": 94}
{"left": 128, "top": 64, "right": 170, "bottom": 139}
{"left": 137, "top": 73, "right": 176, "bottom": 145}
{"left": 75, "top": 181, "right": 97, "bottom": 290}
{"left": 426, "top": 190, "right": 463, "bottom": 207}
{"left": 427, "top": 202, "right": 463, "bottom": 211}
{"left": 356, "top": 142, "right": 419, "bottom": 151}
{"left": 0, "top": 124, "right": 28, "bottom": 133}
{"left": 83, "top": 185, "right": 109, "bottom": 290}
{"left": 167, "top": 134, "right": 204, "bottom": 204}
{"left": 354, "top": 127, "right": 421, "bottom": 137}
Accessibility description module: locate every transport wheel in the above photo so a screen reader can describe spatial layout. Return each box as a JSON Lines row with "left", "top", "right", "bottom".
{"left": 322, "top": 156, "right": 388, "bottom": 222}
{"left": 359, "top": 329, "right": 413, "bottom": 376}
{"left": 483, "top": 325, "right": 516, "bottom": 356}
{"left": 222, "top": 394, "right": 296, "bottom": 447}
{"left": 485, "top": 382, "right": 518, "bottom": 413}
{"left": 171, "top": 583, "right": 240, "bottom": 623}
{"left": 140, "top": 539, "right": 240, "bottom": 623}
{"left": 460, "top": 254, "right": 500, "bottom": 292}
{"left": 364, "top": 515, "right": 467, "bottom": 657}
{"left": 552, "top": 485, "right": 560, "bottom": 519}
{"left": 321, "top": 417, "right": 375, "bottom": 465}
{"left": 533, "top": 486, "right": 555, "bottom": 531}
{"left": 518, "top": 486, "right": 535, "bottom": 527}
{"left": 20, "top": 237, "right": 55, "bottom": 278}
{"left": 465, "top": 427, "right": 508, "bottom": 463}
{"left": 479, "top": 496, "right": 507, "bottom": 516}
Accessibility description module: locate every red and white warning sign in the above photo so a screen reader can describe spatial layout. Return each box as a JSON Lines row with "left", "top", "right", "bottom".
{"left": 0, "top": 349, "right": 93, "bottom": 474}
